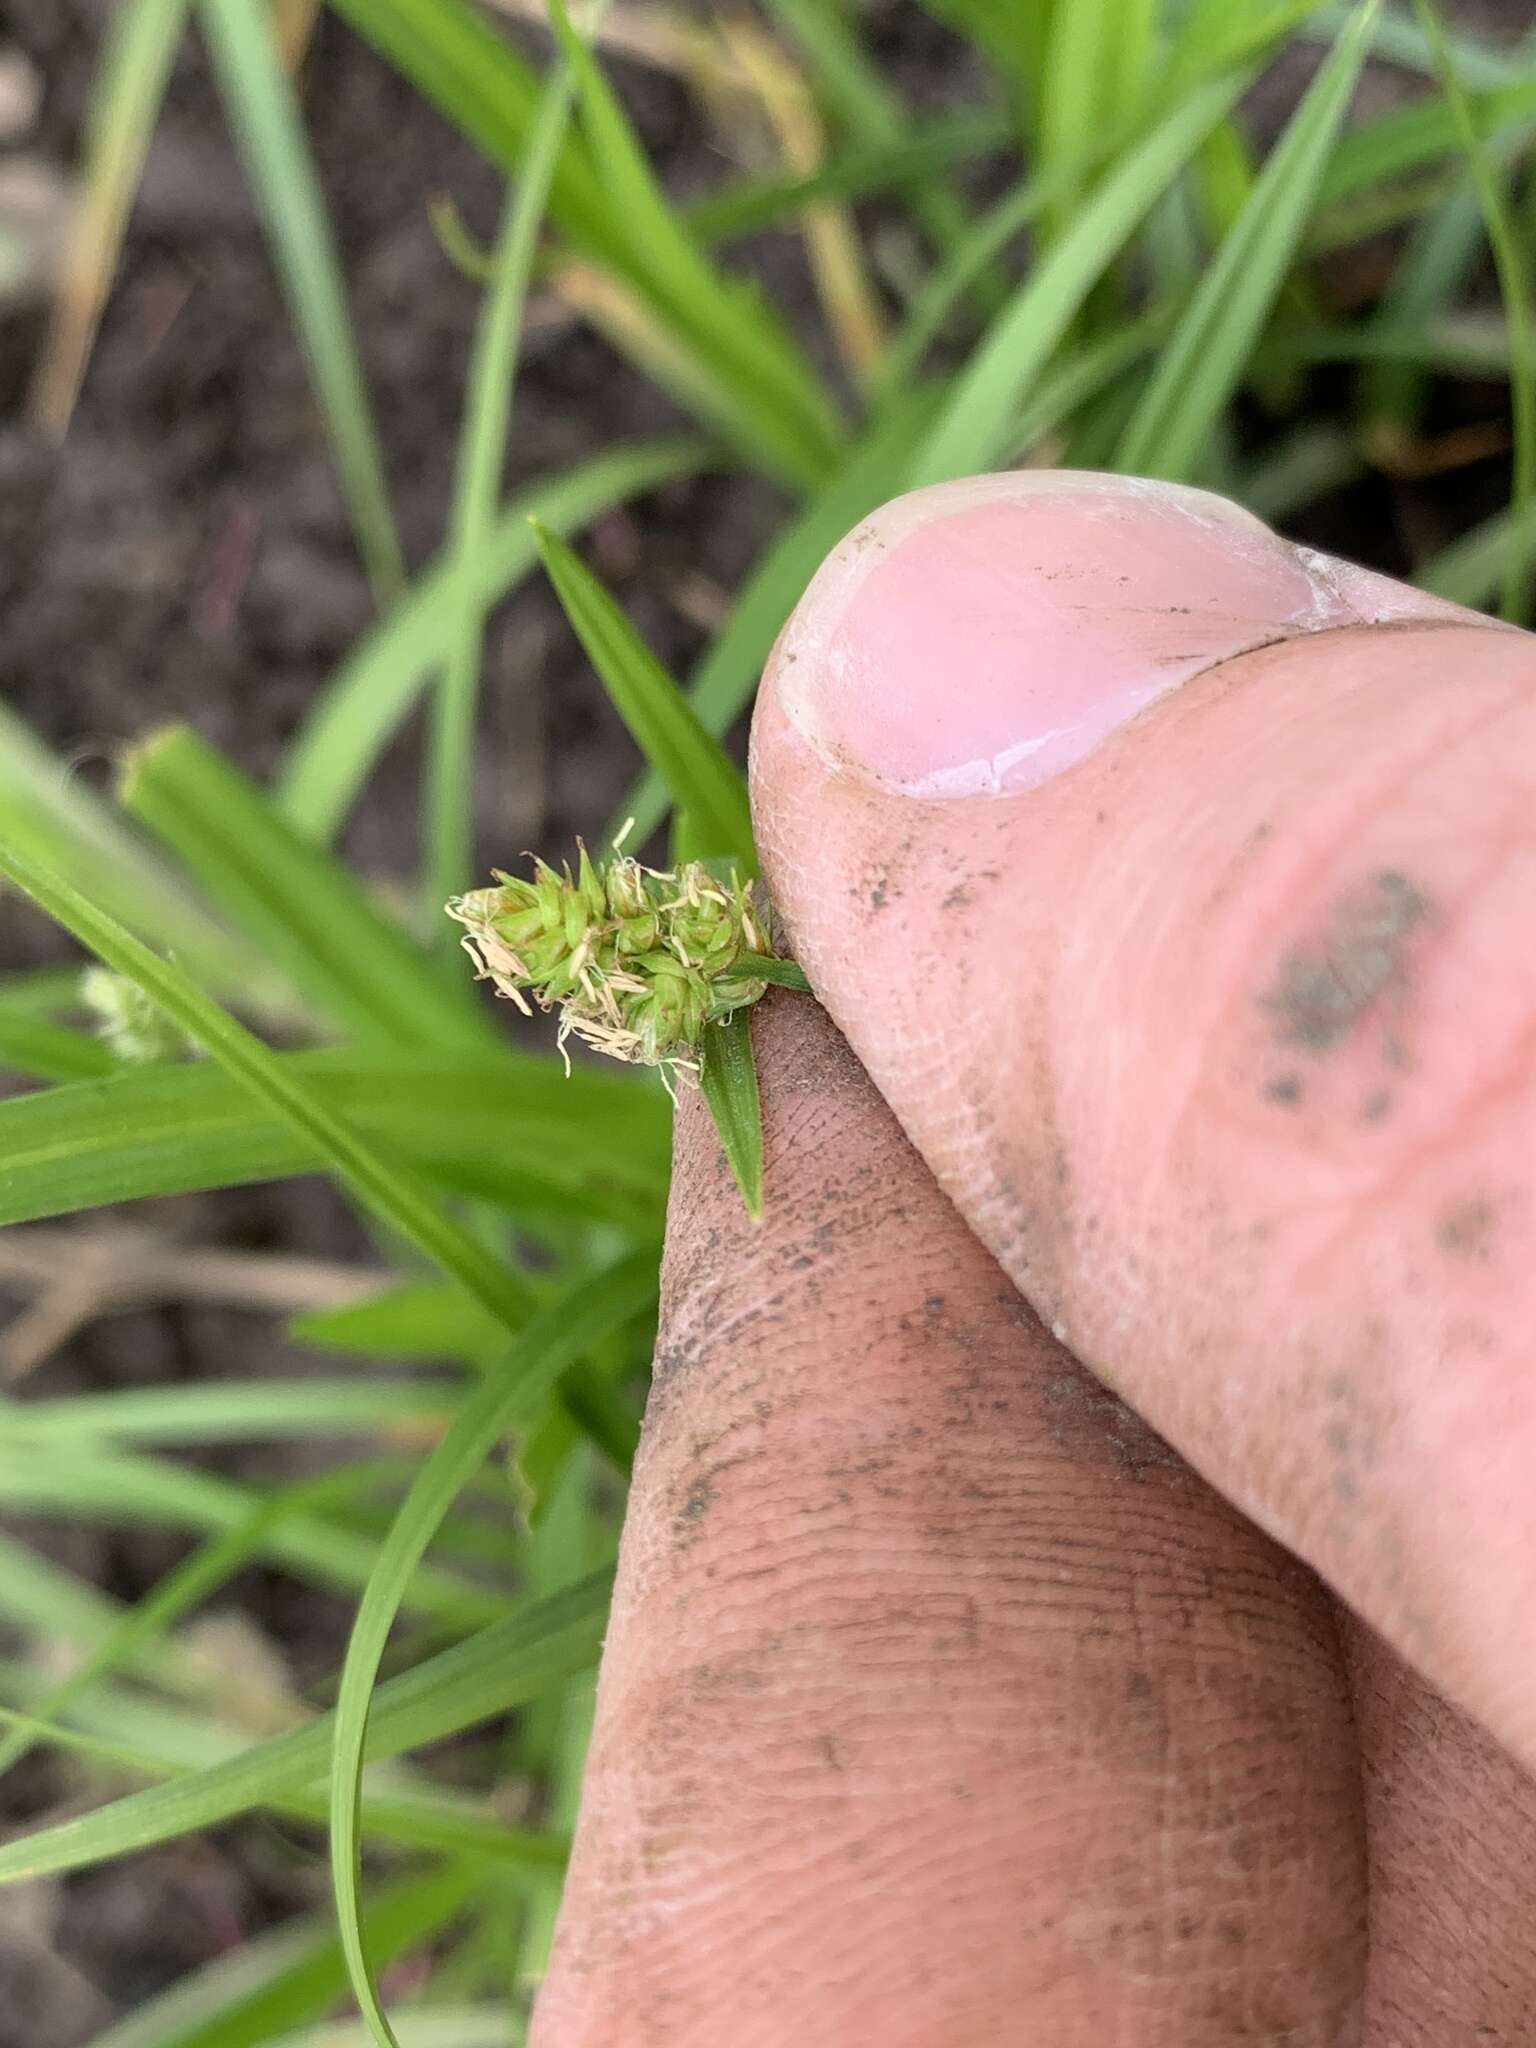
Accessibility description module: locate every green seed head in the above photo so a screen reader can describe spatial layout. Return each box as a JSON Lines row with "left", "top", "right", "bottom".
{"left": 448, "top": 848, "right": 773, "bottom": 1073}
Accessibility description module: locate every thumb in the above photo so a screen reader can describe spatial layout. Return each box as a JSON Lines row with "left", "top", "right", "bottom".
{"left": 752, "top": 470, "right": 1536, "bottom": 1770}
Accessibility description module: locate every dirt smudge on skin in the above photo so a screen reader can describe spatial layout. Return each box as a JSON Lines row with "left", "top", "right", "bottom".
{"left": 1260, "top": 870, "right": 1430, "bottom": 1056}
{"left": 1436, "top": 1195, "right": 1497, "bottom": 1263}
{"left": 1041, "top": 1369, "right": 1181, "bottom": 1481}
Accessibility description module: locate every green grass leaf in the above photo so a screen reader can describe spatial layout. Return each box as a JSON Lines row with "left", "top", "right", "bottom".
{"left": 427, "top": 51, "right": 579, "bottom": 920}
{"left": 614, "top": 390, "right": 937, "bottom": 849}
{"left": 0, "top": 1437, "right": 502, "bottom": 1617}
{"left": 200, "top": 0, "right": 403, "bottom": 602}
{"left": 328, "top": 0, "right": 841, "bottom": 485}
{"left": 329, "top": 1252, "right": 657, "bottom": 2046}
{"left": 0, "top": 705, "right": 264, "bottom": 1001}
{"left": 737, "top": 956, "right": 813, "bottom": 994}
{"left": 0, "top": 1687, "right": 558, "bottom": 1867}
{"left": 907, "top": 70, "right": 1241, "bottom": 488}
{"left": 0, "top": 967, "right": 88, "bottom": 1019}
{"left": 322, "top": 0, "right": 612, "bottom": 252}
{"left": 0, "top": 1569, "right": 612, "bottom": 1882}
{"left": 546, "top": 0, "right": 844, "bottom": 491}
{"left": 1409, "top": 0, "right": 1536, "bottom": 624}
{"left": 914, "top": 0, "right": 1051, "bottom": 111}
{"left": 121, "top": 727, "right": 491, "bottom": 1052}
{"left": 760, "top": 0, "right": 1004, "bottom": 311}
{"left": 1037, "top": 0, "right": 1154, "bottom": 232}
{"left": 1239, "top": 422, "right": 1363, "bottom": 525}
{"left": 0, "top": 1457, "right": 428, "bottom": 1787}
{"left": 0, "top": 843, "right": 543, "bottom": 1337}
{"left": 265, "top": 2012, "right": 520, "bottom": 2048}
{"left": 532, "top": 524, "right": 755, "bottom": 869}
{"left": 685, "top": 112, "right": 1008, "bottom": 246}
{"left": 0, "top": 1378, "right": 456, "bottom": 1448}
{"left": 1115, "top": 1, "right": 1378, "bottom": 482}
{"left": 0, "top": 1051, "right": 668, "bottom": 1229}
{"left": 278, "top": 439, "right": 706, "bottom": 845}
{"left": 1163, "top": 0, "right": 1334, "bottom": 82}
{"left": 0, "top": 1012, "right": 117, "bottom": 1083}
{"left": 699, "top": 1011, "right": 764, "bottom": 1220}
{"left": 79, "top": 1869, "right": 479, "bottom": 2048}
{"left": 0, "top": 1528, "right": 194, "bottom": 1693}
{"left": 292, "top": 1279, "right": 508, "bottom": 1361}
{"left": 1303, "top": 2, "right": 1510, "bottom": 83}
{"left": 1418, "top": 500, "right": 1536, "bottom": 610}
{"left": 1314, "top": 71, "right": 1536, "bottom": 214}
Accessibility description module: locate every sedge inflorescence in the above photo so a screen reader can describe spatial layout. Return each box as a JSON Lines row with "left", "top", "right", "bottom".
{"left": 448, "top": 844, "right": 771, "bottom": 1076}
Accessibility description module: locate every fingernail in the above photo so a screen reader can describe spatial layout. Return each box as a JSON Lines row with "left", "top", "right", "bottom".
{"left": 768, "top": 471, "right": 1444, "bottom": 798}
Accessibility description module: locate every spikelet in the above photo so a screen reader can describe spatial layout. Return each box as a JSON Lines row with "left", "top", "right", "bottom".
{"left": 448, "top": 845, "right": 774, "bottom": 1075}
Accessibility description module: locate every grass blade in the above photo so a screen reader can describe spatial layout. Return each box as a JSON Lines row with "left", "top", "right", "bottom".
{"left": 914, "top": 0, "right": 1051, "bottom": 112}
{"left": 699, "top": 1011, "right": 764, "bottom": 1220}
{"left": 0, "top": 1012, "right": 117, "bottom": 1084}
{"left": 1115, "top": 1, "right": 1378, "bottom": 482}
{"left": 292, "top": 1279, "right": 508, "bottom": 1362}
{"left": 1306, "top": 1, "right": 1513, "bottom": 83}
{"left": 685, "top": 112, "right": 1008, "bottom": 246}
{"left": 0, "top": 1443, "right": 502, "bottom": 1629}
{"left": 532, "top": 525, "right": 755, "bottom": 869}
{"left": 0, "top": 1570, "right": 612, "bottom": 1883}
{"left": 0, "top": 1051, "right": 668, "bottom": 1228}
{"left": 1418, "top": 500, "right": 1536, "bottom": 610}
{"left": 427, "top": 52, "right": 578, "bottom": 920}
{"left": 266, "top": 2012, "right": 520, "bottom": 2048}
{"left": 0, "top": 1379, "right": 454, "bottom": 1448}
{"left": 29, "top": 0, "right": 191, "bottom": 435}
{"left": 738, "top": 956, "right": 812, "bottom": 994}
{"left": 1038, "top": 0, "right": 1153, "bottom": 233}
{"left": 0, "top": 705, "right": 264, "bottom": 1001}
{"left": 722, "top": 19, "right": 889, "bottom": 390}
{"left": 278, "top": 439, "right": 706, "bottom": 844}
{"left": 329, "top": 1252, "right": 656, "bottom": 2046}
{"left": 1409, "top": 0, "right": 1536, "bottom": 624}
{"left": 0, "top": 1528, "right": 192, "bottom": 1692}
{"left": 0, "top": 1458, "right": 418, "bottom": 1784}
{"left": 614, "top": 390, "right": 938, "bottom": 849}
{"left": 322, "top": 0, "right": 612, "bottom": 251}
{"left": 546, "top": 0, "right": 844, "bottom": 491}
{"left": 0, "top": 843, "right": 539, "bottom": 1335}
{"left": 79, "top": 1870, "right": 478, "bottom": 2048}
{"left": 200, "top": 0, "right": 403, "bottom": 601}
{"left": 907, "top": 71, "right": 1241, "bottom": 489}
{"left": 760, "top": 0, "right": 1001, "bottom": 312}
{"left": 1315, "top": 71, "right": 1536, "bottom": 214}
{"left": 122, "top": 727, "right": 491, "bottom": 1051}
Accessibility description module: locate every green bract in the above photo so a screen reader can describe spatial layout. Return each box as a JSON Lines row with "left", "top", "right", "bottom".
{"left": 448, "top": 848, "right": 774, "bottom": 1073}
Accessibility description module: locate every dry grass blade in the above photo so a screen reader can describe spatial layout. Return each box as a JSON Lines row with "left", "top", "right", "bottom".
{"left": 722, "top": 18, "right": 889, "bottom": 387}
{"left": 0, "top": 1224, "right": 382, "bottom": 1383}
{"left": 29, "top": 0, "right": 191, "bottom": 438}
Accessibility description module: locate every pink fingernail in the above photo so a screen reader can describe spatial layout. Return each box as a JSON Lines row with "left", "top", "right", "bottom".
{"left": 768, "top": 471, "right": 1451, "bottom": 798}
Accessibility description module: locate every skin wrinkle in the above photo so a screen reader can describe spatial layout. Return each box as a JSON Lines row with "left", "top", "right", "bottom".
{"left": 1344, "top": 1622, "right": 1536, "bottom": 2043}
{"left": 535, "top": 997, "right": 1366, "bottom": 2047}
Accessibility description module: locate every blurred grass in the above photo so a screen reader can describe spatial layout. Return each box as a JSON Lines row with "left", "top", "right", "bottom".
{"left": 7, "top": 1, "right": 1536, "bottom": 2041}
